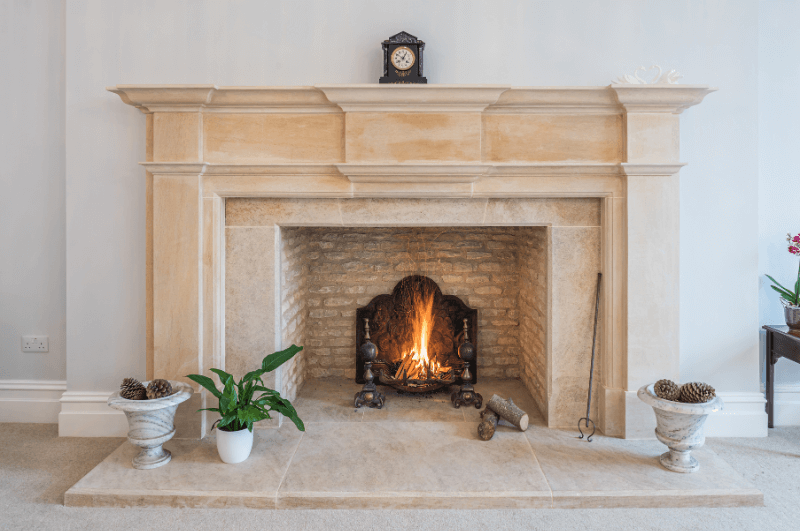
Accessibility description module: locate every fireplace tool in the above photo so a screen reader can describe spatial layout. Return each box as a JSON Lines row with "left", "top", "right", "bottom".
{"left": 451, "top": 318, "right": 483, "bottom": 409}
{"left": 578, "top": 272, "right": 602, "bottom": 442}
{"left": 354, "top": 318, "right": 385, "bottom": 409}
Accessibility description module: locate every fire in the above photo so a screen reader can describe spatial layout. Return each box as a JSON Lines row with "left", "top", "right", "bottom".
{"left": 393, "top": 288, "right": 446, "bottom": 380}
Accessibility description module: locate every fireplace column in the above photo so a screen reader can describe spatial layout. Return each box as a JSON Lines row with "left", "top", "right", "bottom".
{"left": 612, "top": 85, "right": 715, "bottom": 438}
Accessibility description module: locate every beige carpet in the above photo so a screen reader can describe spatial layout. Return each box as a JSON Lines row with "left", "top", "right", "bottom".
{"left": 1, "top": 422, "right": 798, "bottom": 530}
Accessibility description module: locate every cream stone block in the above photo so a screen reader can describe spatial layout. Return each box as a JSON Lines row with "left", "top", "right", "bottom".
{"left": 278, "top": 422, "right": 552, "bottom": 509}
{"left": 484, "top": 198, "right": 601, "bottom": 227}
{"left": 145, "top": 115, "right": 154, "bottom": 380}
{"left": 625, "top": 113, "right": 680, "bottom": 163}
{"left": 482, "top": 114, "right": 623, "bottom": 163}
{"left": 225, "top": 226, "right": 279, "bottom": 390}
{"left": 338, "top": 198, "right": 488, "bottom": 225}
{"left": 473, "top": 174, "right": 623, "bottom": 199}
{"left": 345, "top": 113, "right": 481, "bottom": 163}
{"left": 549, "top": 227, "right": 601, "bottom": 428}
{"left": 152, "top": 113, "right": 201, "bottom": 162}
{"left": 625, "top": 174, "right": 680, "bottom": 389}
{"left": 203, "top": 114, "right": 345, "bottom": 163}
{"left": 526, "top": 426, "right": 761, "bottom": 508}
{"left": 153, "top": 174, "right": 201, "bottom": 385}
{"left": 225, "top": 198, "right": 343, "bottom": 226}
{"left": 598, "top": 385, "right": 625, "bottom": 437}
{"left": 203, "top": 174, "right": 352, "bottom": 199}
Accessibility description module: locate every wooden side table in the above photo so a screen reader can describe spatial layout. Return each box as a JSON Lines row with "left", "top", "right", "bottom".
{"left": 764, "top": 325, "right": 800, "bottom": 428}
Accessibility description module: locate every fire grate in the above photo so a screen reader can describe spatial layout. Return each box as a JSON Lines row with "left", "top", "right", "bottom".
{"left": 355, "top": 275, "right": 477, "bottom": 393}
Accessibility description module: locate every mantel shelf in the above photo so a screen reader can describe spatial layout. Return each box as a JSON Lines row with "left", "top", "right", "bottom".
{"left": 139, "top": 161, "right": 687, "bottom": 181}
{"left": 109, "top": 84, "right": 716, "bottom": 115}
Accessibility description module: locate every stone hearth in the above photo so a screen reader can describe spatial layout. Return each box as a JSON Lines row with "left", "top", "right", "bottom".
{"left": 108, "top": 83, "right": 716, "bottom": 439}
{"left": 65, "top": 379, "right": 761, "bottom": 509}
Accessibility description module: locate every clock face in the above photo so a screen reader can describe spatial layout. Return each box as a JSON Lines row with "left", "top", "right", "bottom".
{"left": 391, "top": 46, "right": 415, "bottom": 71}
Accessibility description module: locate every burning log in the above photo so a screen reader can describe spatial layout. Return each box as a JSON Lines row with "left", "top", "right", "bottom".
{"left": 486, "top": 394, "right": 529, "bottom": 431}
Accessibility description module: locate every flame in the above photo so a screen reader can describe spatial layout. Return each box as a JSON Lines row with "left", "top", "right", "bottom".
{"left": 394, "top": 288, "right": 446, "bottom": 380}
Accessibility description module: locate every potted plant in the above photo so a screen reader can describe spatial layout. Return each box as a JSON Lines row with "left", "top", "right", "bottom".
{"left": 187, "top": 345, "right": 305, "bottom": 464}
{"left": 766, "top": 232, "right": 800, "bottom": 330}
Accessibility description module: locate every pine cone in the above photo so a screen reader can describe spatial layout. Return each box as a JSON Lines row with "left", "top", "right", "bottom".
{"left": 146, "top": 379, "right": 174, "bottom": 399}
{"left": 679, "top": 382, "right": 716, "bottom": 403}
{"left": 654, "top": 379, "right": 681, "bottom": 401}
{"left": 120, "top": 377, "right": 147, "bottom": 400}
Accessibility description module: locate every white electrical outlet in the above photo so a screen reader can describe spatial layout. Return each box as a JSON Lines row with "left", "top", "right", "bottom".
{"left": 22, "top": 336, "right": 48, "bottom": 352}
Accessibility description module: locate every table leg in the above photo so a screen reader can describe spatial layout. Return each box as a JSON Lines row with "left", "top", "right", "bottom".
{"left": 766, "top": 331, "right": 774, "bottom": 429}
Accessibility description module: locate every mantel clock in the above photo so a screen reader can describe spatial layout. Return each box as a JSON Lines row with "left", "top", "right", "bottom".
{"left": 379, "top": 31, "right": 427, "bottom": 84}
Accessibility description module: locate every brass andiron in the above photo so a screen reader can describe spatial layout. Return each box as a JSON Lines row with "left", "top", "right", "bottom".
{"left": 354, "top": 318, "right": 385, "bottom": 409}
{"left": 451, "top": 318, "right": 482, "bottom": 409}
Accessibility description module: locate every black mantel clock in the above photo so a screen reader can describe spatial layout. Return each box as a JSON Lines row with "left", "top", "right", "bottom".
{"left": 379, "top": 31, "right": 427, "bottom": 84}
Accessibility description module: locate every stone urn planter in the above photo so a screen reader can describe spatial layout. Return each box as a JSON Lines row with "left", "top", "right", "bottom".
{"left": 108, "top": 381, "right": 192, "bottom": 469}
{"left": 637, "top": 383, "right": 723, "bottom": 473}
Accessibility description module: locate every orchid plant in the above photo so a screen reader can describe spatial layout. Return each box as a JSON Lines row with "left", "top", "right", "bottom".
{"left": 766, "top": 232, "right": 800, "bottom": 308}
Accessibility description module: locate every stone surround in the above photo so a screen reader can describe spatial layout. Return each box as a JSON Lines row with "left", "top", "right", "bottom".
{"left": 224, "top": 197, "right": 601, "bottom": 427}
{"left": 108, "top": 83, "right": 715, "bottom": 438}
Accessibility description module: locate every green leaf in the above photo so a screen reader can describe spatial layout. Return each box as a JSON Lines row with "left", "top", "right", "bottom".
{"left": 242, "top": 369, "right": 266, "bottom": 383}
{"left": 209, "top": 368, "right": 234, "bottom": 386}
{"left": 196, "top": 407, "right": 220, "bottom": 413}
{"left": 766, "top": 275, "right": 793, "bottom": 294}
{"left": 261, "top": 345, "right": 303, "bottom": 373}
{"left": 770, "top": 285, "right": 797, "bottom": 301}
{"left": 185, "top": 374, "right": 222, "bottom": 399}
{"left": 272, "top": 402, "right": 305, "bottom": 432}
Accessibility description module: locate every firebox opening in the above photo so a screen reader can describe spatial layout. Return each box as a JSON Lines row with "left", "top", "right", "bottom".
{"left": 276, "top": 226, "right": 549, "bottom": 416}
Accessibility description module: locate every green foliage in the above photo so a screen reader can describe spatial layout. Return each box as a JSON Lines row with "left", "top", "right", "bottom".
{"left": 187, "top": 345, "right": 305, "bottom": 433}
{"left": 766, "top": 274, "right": 800, "bottom": 306}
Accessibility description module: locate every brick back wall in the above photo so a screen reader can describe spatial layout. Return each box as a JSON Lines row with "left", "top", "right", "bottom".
{"left": 279, "top": 228, "right": 309, "bottom": 400}
{"left": 283, "top": 227, "right": 546, "bottom": 382}
{"left": 516, "top": 227, "right": 549, "bottom": 420}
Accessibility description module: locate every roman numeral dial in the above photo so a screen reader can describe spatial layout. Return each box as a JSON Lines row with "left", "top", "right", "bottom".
{"left": 391, "top": 46, "right": 415, "bottom": 71}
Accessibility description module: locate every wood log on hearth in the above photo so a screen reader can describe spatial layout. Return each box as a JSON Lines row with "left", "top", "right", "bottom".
{"left": 486, "top": 394, "right": 529, "bottom": 431}
{"left": 478, "top": 408, "right": 500, "bottom": 440}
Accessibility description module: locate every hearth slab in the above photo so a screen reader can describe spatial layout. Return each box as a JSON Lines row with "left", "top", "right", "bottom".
{"left": 526, "top": 427, "right": 763, "bottom": 508}
{"left": 64, "top": 428, "right": 303, "bottom": 508}
{"left": 64, "top": 378, "right": 763, "bottom": 509}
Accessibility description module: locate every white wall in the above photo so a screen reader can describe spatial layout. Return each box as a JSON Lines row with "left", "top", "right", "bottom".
{"left": 0, "top": 0, "right": 66, "bottom": 384}
{"left": 758, "top": 1, "right": 800, "bottom": 419}
{"left": 60, "top": 0, "right": 768, "bottom": 433}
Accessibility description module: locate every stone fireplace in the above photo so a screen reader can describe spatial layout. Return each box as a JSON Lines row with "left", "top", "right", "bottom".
{"left": 109, "top": 82, "right": 714, "bottom": 439}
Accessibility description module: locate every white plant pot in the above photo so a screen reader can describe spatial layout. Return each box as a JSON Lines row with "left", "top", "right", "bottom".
{"left": 107, "top": 381, "right": 193, "bottom": 469}
{"left": 216, "top": 427, "right": 254, "bottom": 464}
{"left": 638, "top": 384, "right": 723, "bottom": 473}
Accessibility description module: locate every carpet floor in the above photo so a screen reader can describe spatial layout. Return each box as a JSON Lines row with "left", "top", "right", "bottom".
{"left": 1, "top": 422, "right": 799, "bottom": 530}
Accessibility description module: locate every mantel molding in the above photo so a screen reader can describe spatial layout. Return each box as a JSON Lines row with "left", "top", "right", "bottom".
{"left": 109, "top": 84, "right": 715, "bottom": 115}
{"left": 139, "top": 162, "right": 687, "bottom": 182}
{"left": 610, "top": 85, "right": 717, "bottom": 114}
{"left": 316, "top": 84, "right": 509, "bottom": 113}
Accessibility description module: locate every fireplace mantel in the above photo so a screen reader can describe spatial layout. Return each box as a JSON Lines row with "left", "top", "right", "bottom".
{"left": 108, "top": 83, "right": 714, "bottom": 439}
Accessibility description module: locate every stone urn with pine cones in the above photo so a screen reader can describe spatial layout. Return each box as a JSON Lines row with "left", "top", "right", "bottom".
{"left": 638, "top": 380, "right": 723, "bottom": 473}
{"left": 108, "top": 378, "right": 192, "bottom": 469}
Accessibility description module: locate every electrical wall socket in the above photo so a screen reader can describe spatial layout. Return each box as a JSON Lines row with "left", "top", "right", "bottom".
{"left": 22, "top": 336, "right": 48, "bottom": 352}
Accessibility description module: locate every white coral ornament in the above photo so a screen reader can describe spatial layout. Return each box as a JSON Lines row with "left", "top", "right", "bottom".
{"left": 613, "top": 65, "right": 683, "bottom": 85}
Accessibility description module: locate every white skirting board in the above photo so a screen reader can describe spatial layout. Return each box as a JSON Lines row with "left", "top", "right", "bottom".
{"left": 704, "top": 392, "right": 768, "bottom": 437}
{"left": 771, "top": 384, "right": 800, "bottom": 426}
{"left": 625, "top": 389, "right": 767, "bottom": 438}
{"left": 0, "top": 380, "right": 66, "bottom": 423}
{"left": 58, "top": 391, "right": 127, "bottom": 437}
